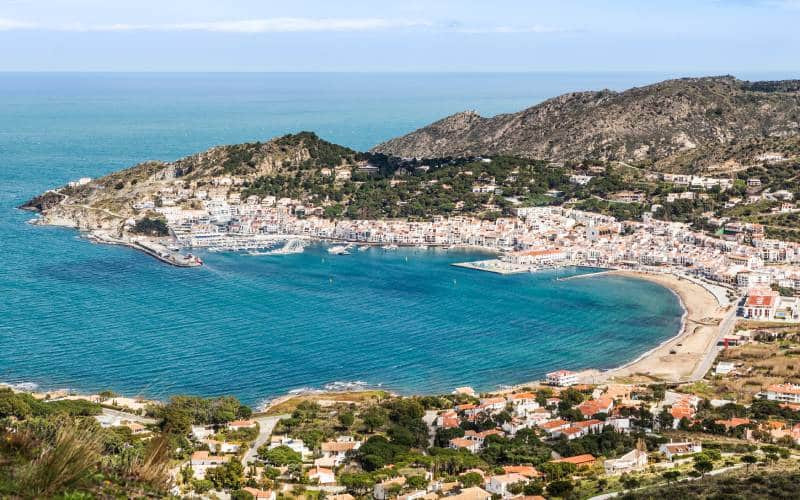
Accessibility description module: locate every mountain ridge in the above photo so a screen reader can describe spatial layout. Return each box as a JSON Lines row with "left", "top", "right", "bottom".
{"left": 372, "top": 76, "right": 800, "bottom": 172}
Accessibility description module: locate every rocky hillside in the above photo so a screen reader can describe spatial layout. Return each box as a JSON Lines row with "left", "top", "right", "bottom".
{"left": 373, "top": 76, "right": 800, "bottom": 172}
{"left": 20, "top": 132, "right": 358, "bottom": 230}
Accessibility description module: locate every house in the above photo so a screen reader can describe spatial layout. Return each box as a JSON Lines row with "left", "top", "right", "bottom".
{"left": 659, "top": 441, "right": 702, "bottom": 460}
{"left": 576, "top": 397, "right": 614, "bottom": 418}
{"left": 203, "top": 439, "right": 240, "bottom": 454}
{"left": 538, "top": 419, "right": 570, "bottom": 436}
{"left": 437, "top": 411, "right": 460, "bottom": 429}
{"left": 546, "top": 370, "right": 579, "bottom": 387}
{"left": 765, "top": 383, "right": 800, "bottom": 404}
{"left": 486, "top": 473, "right": 528, "bottom": 497}
{"left": 506, "top": 392, "right": 539, "bottom": 413}
{"left": 447, "top": 487, "right": 492, "bottom": 500}
{"left": 715, "top": 361, "right": 736, "bottom": 375}
{"left": 189, "top": 451, "right": 230, "bottom": 479}
{"left": 242, "top": 487, "right": 276, "bottom": 500}
{"left": 742, "top": 290, "right": 779, "bottom": 320}
{"left": 269, "top": 436, "right": 311, "bottom": 458}
{"left": 714, "top": 417, "right": 751, "bottom": 431}
{"left": 374, "top": 477, "right": 406, "bottom": 500}
{"left": 450, "top": 437, "right": 481, "bottom": 453}
{"left": 321, "top": 439, "right": 361, "bottom": 466}
{"left": 191, "top": 425, "right": 214, "bottom": 440}
{"left": 308, "top": 466, "right": 336, "bottom": 485}
{"left": 604, "top": 441, "right": 648, "bottom": 474}
{"left": 123, "top": 421, "right": 146, "bottom": 435}
{"left": 227, "top": 419, "right": 257, "bottom": 431}
{"left": 502, "top": 466, "right": 541, "bottom": 479}
{"left": 550, "top": 454, "right": 596, "bottom": 468}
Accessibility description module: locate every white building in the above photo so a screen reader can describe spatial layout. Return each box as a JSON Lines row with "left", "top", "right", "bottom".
{"left": 765, "top": 384, "right": 800, "bottom": 404}
{"left": 546, "top": 370, "right": 578, "bottom": 387}
{"left": 485, "top": 473, "right": 527, "bottom": 498}
{"left": 659, "top": 441, "right": 702, "bottom": 460}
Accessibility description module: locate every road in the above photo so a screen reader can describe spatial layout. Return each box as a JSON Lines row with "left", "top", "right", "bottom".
{"left": 689, "top": 303, "right": 739, "bottom": 381}
{"left": 241, "top": 414, "right": 287, "bottom": 467}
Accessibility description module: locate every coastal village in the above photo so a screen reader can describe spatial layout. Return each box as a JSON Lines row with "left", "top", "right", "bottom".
{"left": 11, "top": 129, "right": 800, "bottom": 497}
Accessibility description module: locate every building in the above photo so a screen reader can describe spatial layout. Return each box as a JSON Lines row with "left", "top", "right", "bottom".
{"left": 447, "top": 487, "right": 493, "bottom": 500}
{"left": 374, "top": 477, "right": 407, "bottom": 500}
{"left": 242, "top": 487, "right": 276, "bottom": 500}
{"left": 320, "top": 439, "right": 361, "bottom": 466}
{"left": 576, "top": 397, "right": 614, "bottom": 418}
{"left": 741, "top": 290, "right": 779, "bottom": 320}
{"left": 226, "top": 419, "right": 257, "bottom": 431}
{"left": 449, "top": 437, "right": 481, "bottom": 453}
{"left": 546, "top": 370, "right": 579, "bottom": 387}
{"left": 765, "top": 383, "right": 800, "bottom": 404}
{"left": 659, "top": 441, "right": 702, "bottom": 460}
{"left": 308, "top": 466, "right": 336, "bottom": 485}
{"left": 603, "top": 440, "right": 648, "bottom": 474}
{"left": 189, "top": 451, "right": 230, "bottom": 479}
{"left": 550, "top": 454, "right": 596, "bottom": 468}
{"left": 486, "top": 473, "right": 528, "bottom": 497}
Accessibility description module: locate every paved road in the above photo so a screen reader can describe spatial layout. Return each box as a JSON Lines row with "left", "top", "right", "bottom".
{"left": 689, "top": 304, "right": 739, "bottom": 382}
{"left": 242, "top": 414, "right": 287, "bottom": 467}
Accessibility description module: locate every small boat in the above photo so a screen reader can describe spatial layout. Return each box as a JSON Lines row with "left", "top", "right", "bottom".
{"left": 327, "top": 245, "right": 350, "bottom": 255}
{"left": 383, "top": 244, "right": 399, "bottom": 251}
{"left": 358, "top": 245, "right": 370, "bottom": 252}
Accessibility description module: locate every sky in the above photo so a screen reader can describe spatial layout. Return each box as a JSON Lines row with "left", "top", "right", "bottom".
{"left": 1, "top": 0, "right": 799, "bottom": 72}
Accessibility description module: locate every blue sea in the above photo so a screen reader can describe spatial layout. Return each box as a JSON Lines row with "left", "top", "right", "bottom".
{"left": 0, "top": 71, "right": 715, "bottom": 405}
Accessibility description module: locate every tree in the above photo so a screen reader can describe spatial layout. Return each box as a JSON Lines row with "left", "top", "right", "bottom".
{"left": 741, "top": 454, "right": 757, "bottom": 472}
{"left": 258, "top": 445, "right": 302, "bottom": 465}
{"left": 547, "top": 479, "right": 574, "bottom": 497}
{"left": 362, "top": 406, "right": 388, "bottom": 432}
{"left": 459, "top": 472, "right": 484, "bottom": 488}
{"left": 338, "top": 473, "right": 375, "bottom": 495}
{"left": 693, "top": 460, "right": 713, "bottom": 477}
{"left": 206, "top": 460, "right": 244, "bottom": 490}
{"left": 230, "top": 490, "right": 254, "bottom": 500}
{"left": 338, "top": 411, "right": 355, "bottom": 429}
{"left": 540, "top": 462, "right": 576, "bottom": 481}
{"left": 662, "top": 470, "right": 680, "bottom": 483}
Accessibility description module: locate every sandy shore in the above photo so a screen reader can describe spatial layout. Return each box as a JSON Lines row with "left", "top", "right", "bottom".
{"left": 572, "top": 270, "right": 730, "bottom": 384}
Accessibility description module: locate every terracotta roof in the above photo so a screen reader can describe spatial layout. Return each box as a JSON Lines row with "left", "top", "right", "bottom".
{"left": 502, "top": 465, "right": 541, "bottom": 478}
{"left": 321, "top": 441, "right": 357, "bottom": 452}
{"left": 768, "top": 384, "right": 800, "bottom": 395}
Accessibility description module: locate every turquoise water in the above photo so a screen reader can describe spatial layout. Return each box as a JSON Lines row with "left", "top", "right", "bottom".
{"left": 1, "top": 73, "right": 689, "bottom": 404}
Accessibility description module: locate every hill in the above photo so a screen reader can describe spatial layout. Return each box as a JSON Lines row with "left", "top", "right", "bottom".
{"left": 372, "top": 76, "right": 800, "bottom": 173}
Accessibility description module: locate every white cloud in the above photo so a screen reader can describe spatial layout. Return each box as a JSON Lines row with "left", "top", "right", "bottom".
{"left": 0, "top": 17, "right": 431, "bottom": 33}
{"left": 0, "top": 16, "right": 571, "bottom": 35}
{"left": 453, "top": 24, "right": 569, "bottom": 34}
{"left": 0, "top": 17, "right": 36, "bottom": 30}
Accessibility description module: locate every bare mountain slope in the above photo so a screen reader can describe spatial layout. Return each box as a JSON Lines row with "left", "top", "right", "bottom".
{"left": 372, "top": 76, "right": 800, "bottom": 171}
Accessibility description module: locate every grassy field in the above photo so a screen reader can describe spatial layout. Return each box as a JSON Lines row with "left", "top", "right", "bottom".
{"left": 261, "top": 390, "right": 389, "bottom": 416}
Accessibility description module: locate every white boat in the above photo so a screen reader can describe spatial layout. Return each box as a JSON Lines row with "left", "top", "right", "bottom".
{"left": 383, "top": 244, "right": 399, "bottom": 250}
{"left": 357, "top": 245, "right": 370, "bottom": 252}
{"left": 328, "top": 245, "right": 350, "bottom": 255}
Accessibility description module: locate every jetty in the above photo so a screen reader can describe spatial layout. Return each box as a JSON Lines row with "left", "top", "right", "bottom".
{"left": 451, "top": 259, "right": 532, "bottom": 275}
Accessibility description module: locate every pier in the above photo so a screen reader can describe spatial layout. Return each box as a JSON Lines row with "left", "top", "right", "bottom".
{"left": 451, "top": 259, "right": 532, "bottom": 275}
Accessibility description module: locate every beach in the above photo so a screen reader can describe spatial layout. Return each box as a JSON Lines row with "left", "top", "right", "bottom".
{"left": 575, "top": 270, "right": 732, "bottom": 384}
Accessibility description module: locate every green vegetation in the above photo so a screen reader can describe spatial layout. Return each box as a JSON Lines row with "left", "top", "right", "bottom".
{"left": 619, "top": 467, "right": 800, "bottom": 499}
{"left": 0, "top": 389, "right": 101, "bottom": 419}
{"left": 130, "top": 217, "right": 169, "bottom": 236}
